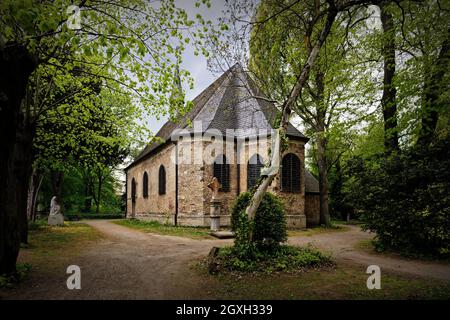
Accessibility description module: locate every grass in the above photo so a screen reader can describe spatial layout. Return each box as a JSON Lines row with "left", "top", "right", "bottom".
{"left": 200, "top": 261, "right": 450, "bottom": 299}
{"left": 114, "top": 219, "right": 214, "bottom": 239}
{"left": 116, "top": 219, "right": 350, "bottom": 239}
{"left": 1, "top": 221, "right": 101, "bottom": 290}
{"left": 288, "top": 224, "right": 349, "bottom": 237}
{"left": 18, "top": 221, "right": 102, "bottom": 268}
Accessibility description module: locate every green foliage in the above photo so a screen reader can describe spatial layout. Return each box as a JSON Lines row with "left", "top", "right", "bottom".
{"left": 0, "top": 0, "right": 212, "bottom": 127}
{"left": 231, "top": 192, "right": 287, "bottom": 256}
{"left": 249, "top": 0, "right": 378, "bottom": 132}
{"left": 32, "top": 67, "right": 132, "bottom": 173}
{"left": 345, "top": 137, "right": 450, "bottom": 258}
{"left": 38, "top": 166, "right": 123, "bottom": 215}
{"left": 28, "top": 219, "right": 48, "bottom": 231}
{"left": 211, "top": 245, "right": 332, "bottom": 273}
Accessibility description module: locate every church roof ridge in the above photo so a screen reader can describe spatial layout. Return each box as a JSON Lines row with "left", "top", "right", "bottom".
{"left": 127, "top": 63, "right": 308, "bottom": 169}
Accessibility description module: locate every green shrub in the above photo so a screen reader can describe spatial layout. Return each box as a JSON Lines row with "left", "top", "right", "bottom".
{"left": 345, "top": 137, "right": 450, "bottom": 258}
{"left": 231, "top": 192, "right": 287, "bottom": 256}
{"left": 28, "top": 219, "right": 48, "bottom": 231}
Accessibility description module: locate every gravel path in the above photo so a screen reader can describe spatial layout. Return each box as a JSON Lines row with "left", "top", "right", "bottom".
{"left": 288, "top": 225, "right": 450, "bottom": 282}
{"left": 2, "top": 220, "right": 449, "bottom": 299}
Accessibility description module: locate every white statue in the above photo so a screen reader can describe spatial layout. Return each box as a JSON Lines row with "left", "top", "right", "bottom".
{"left": 48, "top": 196, "right": 64, "bottom": 226}
{"left": 49, "top": 196, "right": 61, "bottom": 215}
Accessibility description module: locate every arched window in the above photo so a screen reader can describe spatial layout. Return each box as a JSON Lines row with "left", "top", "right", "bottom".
{"left": 247, "top": 154, "right": 264, "bottom": 190}
{"left": 131, "top": 178, "right": 137, "bottom": 202}
{"left": 158, "top": 165, "right": 166, "bottom": 195}
{"left": 281, "top": 153, "right": 301, "bottom": 193}
{"left": 142, "top": 171, "right": 149, "bottom": 198}
{"left": 213, "top": 154, "right": 230, "bottom": 192}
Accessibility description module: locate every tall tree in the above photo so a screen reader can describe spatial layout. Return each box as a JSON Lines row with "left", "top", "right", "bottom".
{"left": 0, "top": 0, "right": 208, "bottom": 274}
{"left": 391, "top": 1, "right": 450, "bottom": 146}
{"left": 249, "top": 0, "right": 377, "bottom": 226}
{"left": 379, "top": 3, "right": 399, "bottom": 154}
{"left": 240, "top": 0, "right": 383, "bottom": 236}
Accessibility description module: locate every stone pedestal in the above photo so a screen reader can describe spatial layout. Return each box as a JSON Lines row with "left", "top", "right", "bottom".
{"left": 48, "top": 214, "right": 64, "bottom": 226}
{"left": 286, "top": 214, "right": 307, "bottom": 229}
{"left": 209, "top": 198, "right": 221, "bottom": 232}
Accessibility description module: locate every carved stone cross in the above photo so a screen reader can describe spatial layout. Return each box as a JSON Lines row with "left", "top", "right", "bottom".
{"left": 207, "top": 177, "right": 221, "bottom": 200}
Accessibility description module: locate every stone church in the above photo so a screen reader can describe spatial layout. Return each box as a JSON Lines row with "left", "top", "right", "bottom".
{"left": 125, "top": 64, "right": 320, "bottom": 229}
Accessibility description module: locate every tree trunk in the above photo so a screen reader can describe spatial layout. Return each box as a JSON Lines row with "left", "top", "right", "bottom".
{"left": 81, "top": 169, "right": 93, "bottom": 212}
{"left": 417, "top": 30, "right": 450, "bottom": 146}
{"left": 317, "top": 133, "right": 330, "bottom": 226}
{"left": 51, "top": 170, "right": 64, "bottom": 205}
{"left": 15, "top": 116, "right": 36, "bottom": 244}
{"left": 313, "top": 66, "right": 331, "bottom": 227}
{"left": 245, "top": 7, "right": 337, "bottom": 240}
{"left": 27, "top": 170, "right": 44, "bottom": 222}
{"left": 380, "top": 3, "right": 399, "bottom": 155}
{"left": 84, "top": 183, "right": 92, "bottom": 213}
{"left": 96, "top": 170, "right": 103, "bottom": 214}
{"left": 0, "top": 45, "right": 36, "bottom": 274}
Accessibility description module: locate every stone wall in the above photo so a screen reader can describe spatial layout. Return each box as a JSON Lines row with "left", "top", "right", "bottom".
{"left": 126, "top": 135, "right": 309, "bottom": 229}
{"left": 305, "top": 193, "right": 320, "bottom": 227}
{"left": 177, "top": 137, "right": 213, "bottom": 226}
{"left": 126, "top": 143, "right": 176, "bottom": 222}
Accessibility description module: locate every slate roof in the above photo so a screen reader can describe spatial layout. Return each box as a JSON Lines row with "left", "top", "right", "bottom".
{"left": 305, "top": 170, "right": 320, "bottom": 194}
{"left": 128, "top": 63, "right": 308, "bottom": 169}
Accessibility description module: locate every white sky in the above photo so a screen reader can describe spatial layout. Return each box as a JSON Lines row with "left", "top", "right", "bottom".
{"left": 145, "top": 0, "right": 227, "bottom": 133}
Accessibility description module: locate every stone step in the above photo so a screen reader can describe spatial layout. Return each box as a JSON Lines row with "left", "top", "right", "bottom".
{"left": 209, "top": 230, "right": 235, "bottom": 239}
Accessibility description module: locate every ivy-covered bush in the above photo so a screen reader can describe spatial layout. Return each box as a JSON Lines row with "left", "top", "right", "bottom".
{"left": 344, "top": 137, "right": 450, "bottom": 258}
{"left": 205, "top": 192, "right": 332, "bottom": 274}
{"left": 231, "top": 191, "right": 287, "bottom": 256}
{"left": 211, "top": 244, "right": 332, "bottom": 273}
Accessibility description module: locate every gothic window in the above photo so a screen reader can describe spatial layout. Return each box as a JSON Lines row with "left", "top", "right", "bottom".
{"left": 213, "top": 154, "right": 230, "bottom": 192}
{"left": 131, "top": 178, "right": 137, "bottom": 202}
{"left": 142, "top": 171, "right": 149, "bottom": 198}
{"left": 158, "top": 165, "right": 166, "bottom": 195}
{"left": 247, "top": 154, "right": 264, "bottom": 190}
{"left": 281, "top": 153, "right": 301, "bottom": 193}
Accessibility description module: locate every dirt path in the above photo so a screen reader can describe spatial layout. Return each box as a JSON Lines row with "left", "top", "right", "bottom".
{"left": 288, "top": 225, "right": 450, "bottom": 282}
{"left": 2, "top": 220, "right": 449, "bottom": 299}
{"left": 71, "top": 220, "right": 233, "bottom": 299}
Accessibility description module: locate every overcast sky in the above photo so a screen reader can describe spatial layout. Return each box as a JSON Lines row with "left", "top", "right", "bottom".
{"left": 146, "top": 0, "right": 227, "bottom": 133}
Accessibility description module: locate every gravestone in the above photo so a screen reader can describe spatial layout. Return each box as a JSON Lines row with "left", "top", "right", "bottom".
{"left": 48, "top": 196, "right": 64, "bottom": 226}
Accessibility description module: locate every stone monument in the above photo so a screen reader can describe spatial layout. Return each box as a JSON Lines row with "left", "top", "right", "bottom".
{"left": 48, "top": 196, "right": 64, "bottom": 226}
{"left": 207, "top": 177, "right": 222, "bottom": 232}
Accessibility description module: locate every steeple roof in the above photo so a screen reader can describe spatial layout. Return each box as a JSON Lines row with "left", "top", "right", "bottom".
{"left": 129, "top": 63, "right": 308, "bottom": 167}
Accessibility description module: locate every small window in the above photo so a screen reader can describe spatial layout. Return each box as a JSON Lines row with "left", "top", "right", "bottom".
{"left": 281, "top": 153, "right": 301, "bottom": 193}
{"left": 142, "top": 172, "right": 149, "bottom": 198}
{"left": 131, "top": 178, "right": 137, "bottom": 202}
{"left": 213, "top": 154, "right": 230, "bottom": 192}
{"left": 158, "top": 165, "right": 166, "bottom": 195}
{"left": 247, "top": 154, "right": 264, "bottom": 190}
